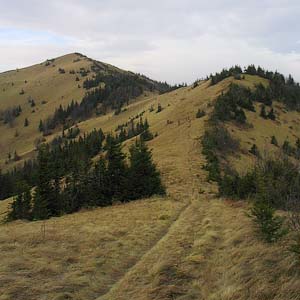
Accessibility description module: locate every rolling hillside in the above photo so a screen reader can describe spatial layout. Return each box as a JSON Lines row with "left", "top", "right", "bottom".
{"left": 0, "top": 53, "right": 89, "bottom": 167}
{"left": 1, "top": 59, "right": 300, "bottom": 300}
{"left": 0, "top": 53, "right": 169, "bottom": 169}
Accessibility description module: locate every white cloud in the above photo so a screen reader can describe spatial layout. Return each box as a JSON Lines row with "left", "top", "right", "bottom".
{"left": 0, "top": 0, "right": 300, "bottom": 83}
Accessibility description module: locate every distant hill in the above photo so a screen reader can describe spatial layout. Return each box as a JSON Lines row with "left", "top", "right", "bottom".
{"left": 0, "top": 53, "right": 174, "bottom": 169}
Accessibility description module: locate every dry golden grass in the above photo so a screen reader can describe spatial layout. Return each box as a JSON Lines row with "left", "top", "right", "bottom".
{"left": 0, "top": 73, "right": 300, "bottom": 299}
{"left": 0, "top": 53, "right": 93, "bottom": 167}
{"left": 0, "top": 198, "right": 185, "bottom": 300}
{"left": 0, "top": 53, "right": 155, "bottom": 170}
{"left": 99, "top": 198, "right": 300, "bottom": 300}
{"left": 227, "top": 99, "right": 300, "bottom": 173}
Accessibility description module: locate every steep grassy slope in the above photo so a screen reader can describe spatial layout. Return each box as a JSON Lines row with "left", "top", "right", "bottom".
{"left": 1, "top": 74, "right": 300, "bottom": 300}
{"left": 227, "top": 99, "right": 300, "bottom": 172}
{"left": 209, "top": 75, "right": 300, "bottom": 173}
{"left": 0, "top": 53, "right": 162, "bottom": 169}
{"left": 0, "top": 53, "right": 89, "bottom": 166}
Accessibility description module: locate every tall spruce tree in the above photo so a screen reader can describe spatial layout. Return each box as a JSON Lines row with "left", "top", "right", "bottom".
{"left": 271, "top": 135, "right": 278, "bottom": 146}
{"left": 24, "top": 118, "right": 29, "bottom": 127}
{"left": 128, "top": 139, "right": 165, "bottom": 200}
{"left": 141, "top": 127, "right": 154, "bottom": 141}
{"left": 63, "top": 157, "right": 91, "bottom": 213}
{"left": 32, "top": 145, "right": 53, "bottom": 219}
{"left": 51, "top": 157, "right": 63, "bottom": 216}
{"left": 260, "top": 105, "right": 267, "bottom": 119}
{"left": 89, "top": 157, "right": 110, "bottom": 206}
{"left": 7, "top": 181, "right": 32, "bottom": 221}
{"left": 38, "top": 120, "right": 44, "bottom": 132}
{"left": 296, "top": 138, "right": 300, "bottom": 159}
{"left": 105, "top": 135, "right": 128, "bottom": 202}
{"left": 268, "top": 108, "right": 276, "bottom": 120}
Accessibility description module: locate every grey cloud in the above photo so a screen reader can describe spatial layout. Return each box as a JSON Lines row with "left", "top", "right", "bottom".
{"left": 0, "top": 0, "right": 300, "bottom": 82}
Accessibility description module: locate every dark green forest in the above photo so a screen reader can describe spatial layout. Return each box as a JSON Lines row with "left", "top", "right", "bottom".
{"left": 7, "top": 135, "right": 164, "bottom": 221}
{"left": 39, "top": 66, "right": 182, "bottom": 135}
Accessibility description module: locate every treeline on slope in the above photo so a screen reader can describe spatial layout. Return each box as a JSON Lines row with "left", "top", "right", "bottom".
{"left": 0, "top": 116, "right": 157, "bottom": 201}
{"left": 0, "top": 105, "right": 22, "bottom": 126}
{"left": 219, "top": 154, "right": 300, "bottom": 208}
{"left": 202, "top": 117, "right": 300, "bottom": 210}
{"left": 203, "top": 65, "right": 300, "bottom": 247}
{"left": 115, "top": 117, "right": 154, "bottom": 143}
{"left": 248, "top": 137, "right": 300, "bottom": 161}
{"left": 210, "top": 65, "right": 300, "bottom": 110}
{"left": 39, "top": 70, "right": 181, "bottom": 135}
{"left": 212, "top": 82, "right": 283, "bottom": 124}
{"left": 0, "top": 129, "right": 105, "bottom": 200}
{"left": 220, "top": 153, "right": 300, "bottom": 245}
{"left": 7, "top": 136, "right": 164, "bottom": 221}
{"left": 202, "top": 122, "right": 300, "bottom": 246}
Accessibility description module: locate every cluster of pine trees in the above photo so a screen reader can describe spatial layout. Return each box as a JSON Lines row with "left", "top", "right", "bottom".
{"left": 39, "top": 69, "right": 176, "bottom": 134}
{"left": 115, "top": 117, "right": 153, "bottom": 143}
{"left": 210, "top": 65, "right": 300, "bottom": 110}
{"left": 259, "top": 105, "right": 276, "bottom": 120}
{"left": 1, "top": 114, "right": 158, "bottom": 202}
{"left": 201, "top": 124, "right": 239, "bottom": 182}
{"left": 0, "top": 105, "right": 22, "bottom": 126}
{"left": 0, "top": 160, "right": 37, "bottom": 200}
{"left": 201, "top": 122, "right": 300, "bottom": 212}
{"left": 8, "top": 136, "right": 164, "bottom": 221}
{"left": 39, "top": 65, "right": 184, "bottom": 134}
{"left": 219, "top": 155, "right": 300, "bottom": 209}
{"left": 0, "top": 129, "right": 105, "bottom": 201}
{"left": 212, "top": 83, "right": 255, "bottom": 124}
{"left": 210, "top": 65, "right": 243, "bottom": 85}
{"left": 281, "top": 138, "right": 300, "bottom": 158}
{"left": 212, "top": 82, "right": 284, "bottom": 124}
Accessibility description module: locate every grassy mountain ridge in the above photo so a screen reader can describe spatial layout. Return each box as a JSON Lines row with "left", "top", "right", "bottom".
{"left": 1, "top": 63, "right": 300, "bottom": 299}
{"left": 205, "top": 72, "right": 300, "bottom": 174}
{"left": 0, "top": 53, "right": 172, "bottom": 170}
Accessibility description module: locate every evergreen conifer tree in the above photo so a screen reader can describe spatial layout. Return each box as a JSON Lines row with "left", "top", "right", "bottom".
{"left": 105, "top": 136, "right": 128, "bottom": 202}
{"left": 196, "top": 109, "right": 205, "bottom": 118}
{"left": 271, "top": 135, "right": 278, "bottom": 146}
{"left": 13, "top": 150, "right": 20, "bottom": 161}
{"left": 63, "top": 157, "right": 91, "bottom": 213}
{"left": 128, "top": 139, "right": 165, "bottom": 200}
{"left": 141, "top": 127, "right": 154, "bottom": 141}
{"left": 282, "top": 140, "right": 294, "bottom": 156}
{"left": 296, "top": 138, "right": 300, "bottom": 150}
{"left": 235, "top": 108, "right": 246, "bottom": 124}
{"left": 260, "top": 105, "right": 267, "bottom": 119}
{"left": 7, "top": 182, "right": 32, "bottom": 221}
{"left": 39, "top": 120, "right": 44, "bottom": 132}
{"left": 89, "top": 157, "right": 110, "bottom": 206}
{"left": 268, "top": 108, "right": 276, "bottom": 120}
{"left": 24, "top": 118, "right": 29, "bottom": 127}
{"left": 32, "top": 145, "right": 53, "bottom": 219}
{"left": 296, "top": 138, "right": 300, "bottom": 159}
{"left": 157, "top": 103, "right": 162, "bottom": 113}
{"left": 249, "top": 144, "right": 259, "bottom": 156}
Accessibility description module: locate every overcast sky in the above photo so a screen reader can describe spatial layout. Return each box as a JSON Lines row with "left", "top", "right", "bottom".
{"left": 1, "top": 0, "right": 300, "bottom": 84}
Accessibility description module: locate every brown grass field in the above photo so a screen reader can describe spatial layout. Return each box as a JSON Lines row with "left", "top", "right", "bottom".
{"left": 0, "top": 58, "right": 300, "bottom": 299}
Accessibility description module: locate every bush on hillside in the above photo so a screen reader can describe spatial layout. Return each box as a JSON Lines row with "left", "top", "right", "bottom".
{"left": 271, "top": 135, "right": 278, "bottom": 146}
{"left": 211, "top": 65, "right": 300, "bottom": 109}
{"left": 202, "top": 125, "right": 239, "bottom": 154}
{"left": 212, "top": 84, "right": 254, "bottom": 124}
{"left": 196, "top": 109, "right": 205, "bottom": 118}
{"left": 219, "top": 153, "right": 300, "bottom": 209}
{"left": 249, "top": 144, "right": 259, "bottom": 156}
{"left": 249, "top": 201, "right": 287, "bottom": 243}
{"left": 202, "top": 125, "right": 239, "bottom": 182}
